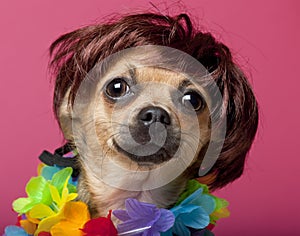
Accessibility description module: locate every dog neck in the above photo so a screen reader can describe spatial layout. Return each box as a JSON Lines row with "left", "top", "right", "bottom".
{"left": 38, "top": 143, "right": 202, "bottom": 219}
{"left": 77, "top": 165, "right": 189, "bottom": 218}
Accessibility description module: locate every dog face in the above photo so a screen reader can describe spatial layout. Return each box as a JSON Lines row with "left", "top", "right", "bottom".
{"left": 65, "top": 48, "right": 214, "bottom": 194}
{"left": 93, "top": 63, "right": 211, "bottom": 171}
{"left": 50, "top": 12, "right": 258, "bottom": 215}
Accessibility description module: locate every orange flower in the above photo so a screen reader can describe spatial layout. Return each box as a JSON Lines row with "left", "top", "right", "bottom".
{"left": 20, "top": 213, "right": 40, "bottom": 235}
{"left": 50, "top": 201, "right": 91, "bottom": 236}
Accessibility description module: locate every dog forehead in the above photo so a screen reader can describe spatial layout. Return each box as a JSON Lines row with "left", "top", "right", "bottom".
{"left": 103, "top": 47, "right": 190, "bottom": 83}
{"left": 107, "top": 57, "right": 186, "bottom": 86}
{"left": 135, "top": 66, "right": 184, "bottom": 85}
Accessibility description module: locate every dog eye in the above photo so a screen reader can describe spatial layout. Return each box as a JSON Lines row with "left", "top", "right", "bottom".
{"left": 182, "top": 91, "right": 205, "bottom": 111}
{"left": 105, "top": 78, "right": 129, "bottom": 98}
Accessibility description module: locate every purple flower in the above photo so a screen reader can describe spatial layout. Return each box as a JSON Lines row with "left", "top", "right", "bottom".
{"left": 113, "top": 198, "right": 175, "bottom": 236}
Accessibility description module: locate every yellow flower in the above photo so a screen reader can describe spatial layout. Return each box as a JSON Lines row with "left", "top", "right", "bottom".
{"left": 209, "top": 198, "right": 230, "bottom": 224}
{"left": 27, "top": 201, "right": 89, "bottom": 236}
{"left": 29, "top": 180, "right": 77, "bottom": 235}
{"left": 210, "top": 207, "right": 230, "bottom": 219}
{"left": 37, "top": 163, "right": 45, "bottom": 176}
{"left": 51, "top": 201, "right": 91, "bottom": 236}
{"left": 33, "top": 206, "right": 64, "bottom": 236}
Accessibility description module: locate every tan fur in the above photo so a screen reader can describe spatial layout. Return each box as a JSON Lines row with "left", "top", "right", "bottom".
{"left": 59, "top": 60, "right": 212, "bottom": 219}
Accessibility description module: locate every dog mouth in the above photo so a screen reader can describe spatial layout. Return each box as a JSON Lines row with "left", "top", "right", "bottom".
{"left": 112, "top": 138, "right": 174, "bottom": 164}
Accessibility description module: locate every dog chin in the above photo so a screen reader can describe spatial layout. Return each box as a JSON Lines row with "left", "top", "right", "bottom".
{"left": 112, "top": 138, "right": 174, "bottom": 165}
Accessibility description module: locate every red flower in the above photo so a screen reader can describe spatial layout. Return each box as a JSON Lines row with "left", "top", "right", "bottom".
{"left": 38, "top": 232, "right": 52, "bottom": 236}
{"left": 206, "top": 223, "right": 215, "bottom": 230}
{"left": 81, "top": 210, "right": 118, "bottom": 236}
{"left": 16, "top": 215, "right": 22, "bottom": 226}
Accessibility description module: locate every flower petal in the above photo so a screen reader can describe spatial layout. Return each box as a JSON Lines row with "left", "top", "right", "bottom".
{"left": 117, "top": 219, "right": 150, "bottom": 233}
{"left": 20, "top": 219, "right": 37, "bottom": 235}
{"left": 29, "top": 204, "right": 55, "bottom": 219}
{"left": 62, "top": 201, "right": 90, "bottom": 224}
{"left": 189, "top": 194, "right": 216, "bottom": 215}
{"left": 37, "top": 232, "right": 51, "bottom": 236}
{"left": 152, "top": 209, "right": 175, "bottom": 232}
{"left": 210, "top": 207, "right": 230, "bottom": 220}
{"left": 181, "top": 188, "right": 203, "bottom": 206}
{"left": 173, "top": 221, "right": 191, "bottom": 236}
{"left": 26, "top": 212, "right": 41, "bottom": 224}
{"left": 35, "top": 210, "right": 64, "bottom": 235}
{"left": 48, "top": 202, "right": 90, "bottom": 236}
{"left": 66, "top": 193, "right": 78, "bottom": 202}
{"left": 50, "top": 221, "right": 83, "bottom": 236}
{"left": 176, "top": 180, "right": 205, "bottom": 205}
{"left": 160, "top": 229, "right": 173, "bottom": 236}
{"left": 144, "top": 229, "right": 160, "bottom": 236}
{"left": 191, "top": 228, "right": 215, "bottom": 236}
{"left": 125, "top": 198, "right": 159, "bottom": 220}
{"left": 214, "top": 197, "right": 229, "bottom": 210}
{"left": 115, "top": 198, "right": 164, "bottom": 234}
{"left": 49, "top": 185, "right": 61, "bottom": 206}
{"left": 51, "top": 167, "right": 72, "bottom": 194}
{"left": 4, "top": 226, "right": 29, "bottom": 236}
{"left": 60, "top": 186, "right": 69, "bottom": 204}
{"left": 113, "top": 209, "right": 130, "bottom": 221}
{"left": 12, "top": 198, "right": 36, "bottom": 214}
{"left": 26, "top": 176, "right": 51, "bottom": 205}
{"left": 82, "top": 216, "right": 117, "bottom": 236}
{"left": 41, "top": 166, "right": 61, "bottom": 181}
{"left": 180, "top": 207, "right": 209, "bottom": 229}
{"left": 171, "top": 204, "right": 199, "bottom": 216}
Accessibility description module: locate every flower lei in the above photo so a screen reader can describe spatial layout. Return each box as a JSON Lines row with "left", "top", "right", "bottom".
{"left": 4, "top": 155, "right": 230, "bottom": 236}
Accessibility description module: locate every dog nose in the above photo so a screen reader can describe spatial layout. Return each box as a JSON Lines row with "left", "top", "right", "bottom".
{"left": 138, "top": 106, "right": 171, "bottom": 126}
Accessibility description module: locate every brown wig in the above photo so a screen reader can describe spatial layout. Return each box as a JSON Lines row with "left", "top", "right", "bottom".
{"left": 49, "top": 12, "right": 259, "bottom": 190}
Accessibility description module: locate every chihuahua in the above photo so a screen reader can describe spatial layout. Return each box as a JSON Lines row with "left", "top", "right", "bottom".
{"left": 49, "top": 13, "right": 258, "bottom": 218}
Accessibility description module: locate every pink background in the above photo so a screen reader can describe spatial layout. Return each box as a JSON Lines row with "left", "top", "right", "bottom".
{"left": 0, "top": 0, "right": 299, "bottom": 235}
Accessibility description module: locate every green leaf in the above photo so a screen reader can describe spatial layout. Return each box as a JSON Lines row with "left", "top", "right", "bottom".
{"left": 209, "top": 196, "right": 229, "bottom": 224}
{"left": 67, "top": 183, "right": 77, "bottom": 194}
{"left": 198, "top": 183, "right": 209, "bottom": 194}
{"left": 176, "top": 180, "right": 204, "bottom": 205}
{"left": 26, "top": 176, "right": 52, "bottom": 206}
{"left": 26, "top": 176, "right": 47, "bottom": 199}
{"left": 212, "top": 196, "right": 229, "bottom": 211}
{"left": 13, "top": 197, "right": 36, "bottom": 214}
{"left": 51, "top": 167, "right": 72, "bottom": 195}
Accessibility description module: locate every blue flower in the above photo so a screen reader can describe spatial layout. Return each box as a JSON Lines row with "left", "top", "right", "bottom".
{"left": 162, "top": 188, "right": 216, "bottom": 236}
{"left": 3, "top": 226, "right": 29, "bottom": 236}
{"left": 113, "top": 198, "right": 175, "bottom": 236}
{"left": 41, "top": 165, "right": 78, "bottom": 186}
{"left": 191, "top": 228, "right": 215, "bottom": 236}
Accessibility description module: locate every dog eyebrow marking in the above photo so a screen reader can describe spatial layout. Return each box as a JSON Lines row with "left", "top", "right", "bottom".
{"left": 125, "top": 64, "right": 137, "bottom": 82}
{"left": 178, "top": 79, "right": 191, "bottom": 91}
{"left": 129, "top": 67, "right": 136, "bottom": 80}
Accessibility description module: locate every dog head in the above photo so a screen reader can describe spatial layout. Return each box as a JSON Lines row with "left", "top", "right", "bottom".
{"left": 96, "top": 64, "right": 210, "bottom": 167}
{"left": 49, "top": 13, "right": 258, "bottom": 204}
